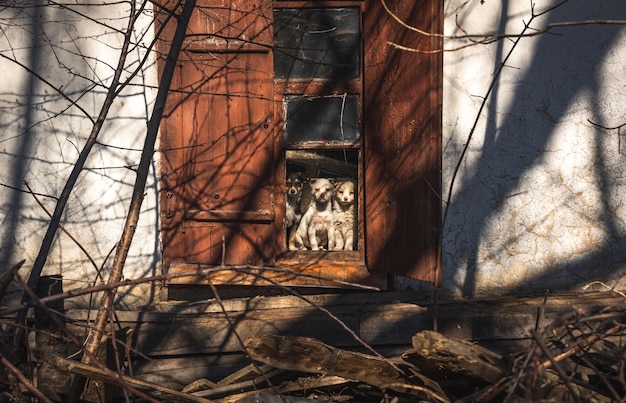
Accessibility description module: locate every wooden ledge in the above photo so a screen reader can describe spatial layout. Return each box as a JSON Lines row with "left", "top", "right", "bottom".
{"left": 166, "top": 255, "right": 386, "bottom": 289}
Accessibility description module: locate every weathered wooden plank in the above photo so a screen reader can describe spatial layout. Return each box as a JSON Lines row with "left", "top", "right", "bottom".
{"left": 244, "top": 335, "right": 407, "bottom": 389}
{"left": 130, "top": 346, "right": 417, "bottom": 390}
{"left": 153, "top": 290, "right": 422, "bottom": 314}
{"left": 244, "top": 335, "right": 448, "bottom": 402}
{"left": 130, "top": 354, "right": 251, "bottom": 391}
{"left": 68, "top": 307, "right": 361, "bottom": 356}
{"left": 135, "top": 309, "right": 359, "bottom": 355}
{"left": 64, "top": 292, "right": 625, "bottom": 359}
{"left": 404, "top": 330, "right": 507, "bottom": 384}
{"left": 166, "top": 262, "right": 386, "bottom": 289}
{"left": 67, "top": 291, "right": 624, "bottom": 320}
{"left": 358, "top": 303, "right": 433, "bottom": 345}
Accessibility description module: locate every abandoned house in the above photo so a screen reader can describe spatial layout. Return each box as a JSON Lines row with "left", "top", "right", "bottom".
{"left": 1, "top": 0, "right": 626, "bottom": 397}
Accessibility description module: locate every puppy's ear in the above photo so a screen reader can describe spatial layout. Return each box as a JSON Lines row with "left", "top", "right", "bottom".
{"left": 328, "top": 178, "right": 335, "bottom": 185}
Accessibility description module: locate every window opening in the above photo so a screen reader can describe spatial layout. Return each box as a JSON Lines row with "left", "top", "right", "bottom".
{"left": 285, "top": 150, "right": 358, "bottom": 251}
{"left": 275, "top": 6, "right": 361, "bottom": 252}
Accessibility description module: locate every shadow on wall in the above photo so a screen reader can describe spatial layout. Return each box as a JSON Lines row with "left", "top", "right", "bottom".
{"left": 0, "top": 3, "right": 161, "bottom": 306}
{"left": 0, "top": 1, "right": 44, "bottom": 269}
{"left": 445, "top": 0, "right": 626, "bottom": 297}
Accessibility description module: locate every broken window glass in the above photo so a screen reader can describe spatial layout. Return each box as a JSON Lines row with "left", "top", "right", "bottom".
{"left": 284, "top": 95, "right": 360, "bottom": 145}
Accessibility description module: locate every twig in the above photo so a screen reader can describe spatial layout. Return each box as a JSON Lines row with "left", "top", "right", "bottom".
{"left": 192, "top": 368, "right": 284, "bottom": 399}
{"left": 23, "top": 181, "right": 104, "bottom": 282}
{"left": 0, "top": 260, "right": 24, "bottom": 303}
{"left": 11, "top": 273, "right": 155, "bottom": 401}
{"left": 588, "top": 119, "right": 626, "bottom": 131}
{"left": 582, "top": 280, "right": 626, "bottom": 298}
{"left": 384, "top": 382, "right": 450, "bottom": 403}
{"left": 13, "top": 0, "right": 145, "bottom": 349}
{"left": 541, "top": 324, "right": 621, "bottom": 369}
{"left": 440, "top": 1, "right": 569, "bottom": 259}
{"left": 382, "top": 0, "right": 625, "bottom": 54}
{"left": 70, "top": 1, "right": 196, "bottom": 399}
{"left": 207, "top": 262, "right": 282, "bottom": 396}
{"left": 505, "top": 338, "right": 540, "bottom": 401}
{"left": 535, "top": 289, "right": 549, "bottom": 332}
{"left": 0, "top": 181, "right": 58, "bottom": 200}
{"left": 0, "top": 265, "right": 379, "bottom": 318}
{"left": 0, "top": 355, "right": 53, "bottom": 403}
{"left": 587, "top": 119, "right": 626, "bottom": 154}
{"left": 578, "top": 353, "right": 622, "bottom": 402}
{"left": 531, "top": 329, "right": 581, "bottom": 403}
{"left": 41, "top": 352, "right": 210, "bottom": 403}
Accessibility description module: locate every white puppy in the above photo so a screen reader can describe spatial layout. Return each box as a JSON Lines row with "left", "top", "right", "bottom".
{"left": 294, "top": 178, "right": 334, "bottom": 250}
{"left": 331, "top": 180, "right": 356, "bottom": 250}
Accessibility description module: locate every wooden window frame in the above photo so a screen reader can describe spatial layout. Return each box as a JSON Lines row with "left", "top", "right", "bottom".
{"left": 158, "top": 0, "right": 442, "bottom": 289}
{"left": 272, "top": 0, "right": 375, "bottom": 286}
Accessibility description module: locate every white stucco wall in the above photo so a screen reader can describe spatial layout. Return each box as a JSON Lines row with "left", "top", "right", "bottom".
{"left": 442, "top": 0, "right": 626, "bottom": 297}
{"left": 0, "top": 2, "right": 160, "bottom": 307}
{"left": 2, "top": 1, "right": 626, "bottom": 308}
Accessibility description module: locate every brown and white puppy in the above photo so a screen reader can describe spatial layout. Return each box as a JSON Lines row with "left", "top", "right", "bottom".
{"left": 330, "top": 180, "right": 356, "bottom": 250}
{"left": 285, "top": 172, "right": 305, "bottom": 250}
{"left": 294, "top": 178, "right": 334, "bottom": 250}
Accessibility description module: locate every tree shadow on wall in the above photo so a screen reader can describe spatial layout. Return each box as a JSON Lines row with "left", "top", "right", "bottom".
{"left": 447, "top": 0, "right": 626, "bottom": 298}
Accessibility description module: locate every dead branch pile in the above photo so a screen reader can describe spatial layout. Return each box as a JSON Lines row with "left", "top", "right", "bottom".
{"left": 2, "top": 302, "right": 626, "bottom": 402}
{"left": 225, "top": 304, "right": 626, "bottom": 403}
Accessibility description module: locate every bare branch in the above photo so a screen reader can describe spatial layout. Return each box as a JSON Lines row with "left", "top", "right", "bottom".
{"left": 0, "top": 355, "right": 53, "bottom": 403}
{"left": 381, "top": 0, "right": 626, "bottom": 54}
{"left": 0, "top": 265, "right": 379, "bottom": 317}
{"left": 14, "top": 0, "right": 147, "bottom": 349}
{"left": 70, "top": 0, "right": 196, "bottom": 398}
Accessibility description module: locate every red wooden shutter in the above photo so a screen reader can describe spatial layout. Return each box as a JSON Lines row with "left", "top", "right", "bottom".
{"left": 363, "top": 0, "right": 442, "bottom": 284}
{"left": 160, "top": 0, "right": 276, "bottom": 271}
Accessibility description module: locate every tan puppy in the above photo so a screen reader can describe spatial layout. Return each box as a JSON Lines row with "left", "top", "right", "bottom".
{"left": 330, "top": 180, "right": 356, "bottom": 250}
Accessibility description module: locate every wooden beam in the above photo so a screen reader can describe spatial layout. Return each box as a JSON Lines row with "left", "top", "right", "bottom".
{"left": 64, "top": 291, "right": 626, "bottom": 357}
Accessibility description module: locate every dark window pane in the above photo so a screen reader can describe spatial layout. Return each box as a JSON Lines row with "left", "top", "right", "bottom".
{"left": 285, "top": 96, "right": 360, "bottom": 144}
{"left": 274, "top": 8, "right": 360, "bottom": 80}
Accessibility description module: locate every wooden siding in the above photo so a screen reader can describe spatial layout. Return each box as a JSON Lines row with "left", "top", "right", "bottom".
{"left": 64, "top": 292, "right": 624, "bottom": 390}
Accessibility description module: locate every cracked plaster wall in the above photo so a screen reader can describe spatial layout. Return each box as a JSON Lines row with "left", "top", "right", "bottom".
{"left": 3, "top": 1, "right": 626, "bottom": 307}
{"left": 442, "top": 0, "right": 626, "bottom": 297}
{"left": 0, "top": 3, "right": 159, "bottom": 308}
